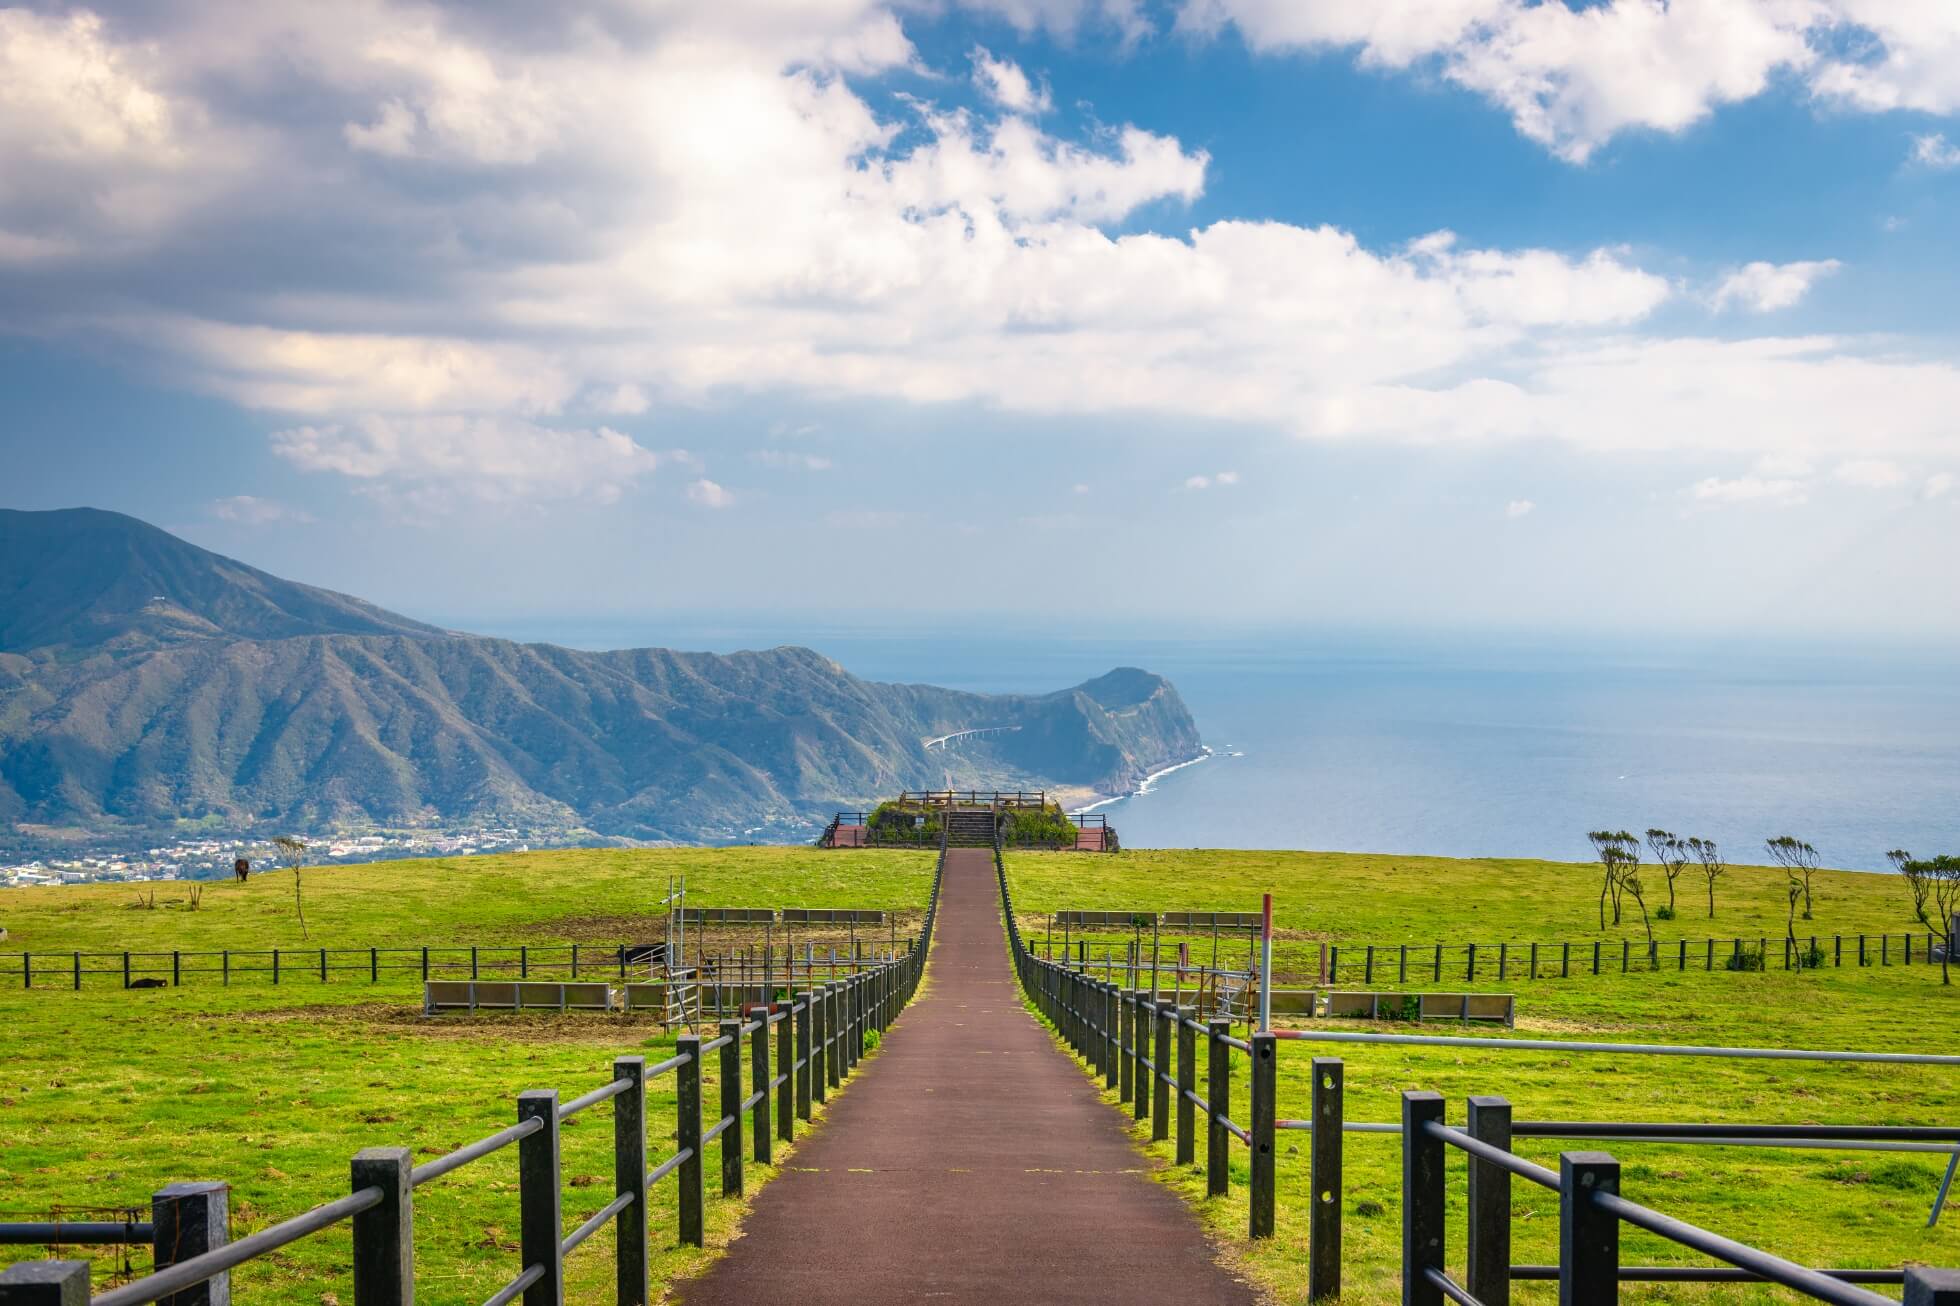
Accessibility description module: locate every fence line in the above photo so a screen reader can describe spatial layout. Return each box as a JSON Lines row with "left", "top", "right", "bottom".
{"left": 994, "top": 842, "right": 1960, "bottom": 1303}
{"left": 1023, "top": 928, "right": 1955, "bottom": 995}
{"left": 0, "top": 939, "right": 918, "bottom": 994}
{"left": 0, "top": 849, "right": 946, "bottom": 1304}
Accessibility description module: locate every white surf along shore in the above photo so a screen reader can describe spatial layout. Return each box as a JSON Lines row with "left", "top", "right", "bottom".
{"left": 1072, "top": 745, "right": 1214, "bottom": 815}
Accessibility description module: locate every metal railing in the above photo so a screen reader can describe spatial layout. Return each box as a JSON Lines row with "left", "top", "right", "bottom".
{"left": 994, "top": 841, "right": 1960, "bottom": 1303}
{"left": 0, "top": 853, "right": 946, "bottom": 1304}
{"left": 1402, "top": 1090, "right": 1960, "bottom": 1304}
{"left": 1322, "top": 931, "right": 1953, "bottom": 985}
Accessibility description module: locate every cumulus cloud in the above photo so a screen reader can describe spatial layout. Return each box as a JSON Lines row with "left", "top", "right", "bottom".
{"left": 1177, "top": 1, "right": 1960, "bottom": 163}
{"left": 209, "top": 495, "right": 312, "bottom": 525}
{"left": 271, "top": 416, "right": 658, "bottom": 505}
{"left": 1926, "top": 473, "right": 1956, "bottom": 501}
{"left": 687, "top": 477, "right": 735, "bottom": 508}
{"left": 1911, "top": 133, "right": 1960, "bottom": 169}
{"left": 1687, "top": 475, "right": 1810, "bottom": 508}
{"left": 1710, "top": 260, "right": 1841, "bottom": 313}
{"left": 0, "top": 0, "right": 1955, "bottom": 502}
{"left": 1184, "top": 471, "right": 1238, "bottom": 489}
{"left": 1505, "top": 498, "right": 1534, "bottom": 518}
{"left": 1833, "top": 458, "right": 1906, "bottom": 489}
{"left": 749, "top": 450, "right": 834, "bottom": 471}
{"left": 972, "top": 47, "right": 1050, "bottom": 114}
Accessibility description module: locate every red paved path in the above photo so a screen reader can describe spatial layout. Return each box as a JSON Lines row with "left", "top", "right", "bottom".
{"left": 677, "top": 847, "right": 1258, "bottom": 1305}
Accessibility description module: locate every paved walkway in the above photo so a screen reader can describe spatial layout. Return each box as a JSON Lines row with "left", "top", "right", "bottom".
{"left": 678, "top": 848, "right": 1258, "bottom": 1305}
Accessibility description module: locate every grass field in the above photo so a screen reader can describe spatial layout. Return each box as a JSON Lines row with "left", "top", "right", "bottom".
{"left": 1005, "top": 849, "right": 1960, "bottom": 1303}
{"left": 4, "top": 843, "right": 1955, "bottom": 1304}
{"left": 0, "top": 847, "right": 936, "bottom": 1301}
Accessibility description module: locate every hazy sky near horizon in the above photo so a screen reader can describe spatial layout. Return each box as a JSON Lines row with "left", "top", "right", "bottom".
{"left": 3, "top": 1, "right": 1959, "bottom": 638}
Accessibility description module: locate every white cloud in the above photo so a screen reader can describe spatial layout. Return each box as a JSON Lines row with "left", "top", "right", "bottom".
{"left": 1214, "top": 470, "right": 1240, "bottom": 485}
{"left": 271, "top": 416, "right": 657, "bottom": 505}
{"left": 0, "top": 0, "right": 1955, "bottom": 499}
{"left": 1926, "top": 473, "right": 1956, "bottom": 501}
{"left": 1177, "top": 2, "right": 1960, "bottom": 163}
{"left": 749, "top": 450, "right": 834, "bottom": 471}
{"left": 1710, "top": 260, "right": 1840, "bottom": 313}
{"left": 1833, "top": 458, "right": 1906, "bottom": 489}
{"left": 687, "top": 477, "right": 735, "bottom": 508}
{"left": 209, "top": 495, "right": 312, "bottom": 525}
{"left": 1072, "top": 482, "right": 1091, "bottom": 494}
{"left": 1686, "top": 475, "right": 1810, "bottom": 507}
{"left": 972, "top": 47, "right": 1051, "bottom": 114}
{"left": 1911, "top": 133, "right": 1960, "bottom": 169}
{"left": 1504, "top": 498, "right": 1534, "bottom": 518}
{"left": 1184, "top": 470, "right": 1238, "bottom": 490}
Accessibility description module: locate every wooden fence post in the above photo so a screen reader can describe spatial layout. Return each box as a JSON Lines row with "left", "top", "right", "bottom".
{"left": 613, "top": 1057, "right": 648, "bottom": 1306}
{"left": 1309, "top": 1058, "right": 1343, "bottom": 1302}
{"left": 675, "top": 1036, "right": 704, "bottom": 1247}
{"left": 1559, "top": 1152, "right": 1619, "bottom": 1306}
{"left": 1105, "top": 984, "right": 1120, "bottom": 1091}
{"left": 1250, "top": 1032, "right": 1277, "bottom": 1239}
{"left": 719, "top": 1020, "right": 743, "bottom": 1197}
{"left": 1402, "top": 1091, "right": 1445, "bottom": 1306}
{"left": 352, "top": 1148, "right": 412, "bottom": 1306}
{"left": 776, "top": 1010, "right": 793, "bottom": 1143}
{"left": 751, "top": 1013, "right": 771, "bottom": 1166}
{"left": 0, "top": 1262, "right": 91, "bottom": 1304}
{"left": 824, "top": 984, "right": 841, "bottom": 1090}
{"left": 1466, "top": 1096, "right": 1512, "bottom": 1306}
{"left": 796, "top": 992, "right": 814, "bottom": 1120}
{"left": 516, "top": 1090, "right": 561, "bottom": 1305}
{"left": 1906, "top": 1268, "right": 1960, "bottom": 1304}
{"left": 1207, "top": 1018, "right": 1231, "bottom": 1198}
{"left": 1133, "top": 992, "right": 1150, "bottom": 1123}
{"left": 1176, "top": 1006, "right": 1197, "bottom": 1165}
{"left": 1153, "top": 1003, "right": 1173, "bottom": 1142}
{"left": 1119, "top": 989, "right": 1136, "bottom": 1104}
{"left": 152, "top": 1181, "right": 230, "bottom": 1306}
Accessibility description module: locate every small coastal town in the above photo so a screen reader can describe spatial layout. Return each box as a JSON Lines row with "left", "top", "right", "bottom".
{"left": 0, "top": 827, "right": 549, "bottom": 888}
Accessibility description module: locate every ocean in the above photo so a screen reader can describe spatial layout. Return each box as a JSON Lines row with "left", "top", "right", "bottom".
{"left": 491, "top": 620, "right": 1960, "bottom": 873}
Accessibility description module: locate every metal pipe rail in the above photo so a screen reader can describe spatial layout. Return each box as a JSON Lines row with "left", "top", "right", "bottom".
{"left": 1400, "top": 1089, "right": 1953, "bottom": 1306}
{"left": 92, "top": 1187, "right": 384, "bottom": 1306}
{"left": 1270, "top": 1026, "right": 1960, "bottom": 1066}
{"left": 1, "top": 845, "right": 949, "bottom": 1305}
{"left": 0, "top": 1224, "right": 152, "bottom": 1247}
{"left": 992, "top": 839, "right": 1960, "bottom": 1306}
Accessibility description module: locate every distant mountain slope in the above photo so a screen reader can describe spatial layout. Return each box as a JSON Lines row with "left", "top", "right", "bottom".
{"left": 0, "top": 509, "right": 1201, "bottom": 843}
{"left": 0, "top": 507, "right": 446, "bottom": 654}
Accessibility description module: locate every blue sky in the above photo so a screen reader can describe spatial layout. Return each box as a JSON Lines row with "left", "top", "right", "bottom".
{"left": 2, "top": 1, "right": 1958, "bottom": 640}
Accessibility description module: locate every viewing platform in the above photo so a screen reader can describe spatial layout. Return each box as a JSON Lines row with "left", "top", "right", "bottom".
{"left": 817, "top": 790, "right": 1117, "bottom": 852}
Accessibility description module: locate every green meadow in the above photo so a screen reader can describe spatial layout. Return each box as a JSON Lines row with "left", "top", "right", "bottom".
{"left": 0, "top": 847, "right": 935, "bottom": 1301}
{"left": 3, "top": 843, "right": 1956, "bottom": 1304}
{"left": 1005, "top": 849, "right": 1960, "bottom": 1303}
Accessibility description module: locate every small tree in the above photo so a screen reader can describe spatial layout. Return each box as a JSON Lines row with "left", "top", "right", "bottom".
{"left": 1889, "top": 849, "right": 1929, "bottom": 922}
{"left": 1685, "top": 836, "right": 1725, "bottom": 918}
{"left": 1645, "top": 828, "right": 1689, "bottom": 914}
{"left": 1764, "top": 835, "right": 1820, "bottom": 920}
{"left": 272, "top": 835, "right": 310, "bottom": 940}
{"left": 1587, "top": 830, "right": 1638, "bottom": 928}
{"left": 1785, "top": 879, "right": 1804, "bottom": 964}
{"left": 1901, "top": 854, "right": 1960, "bottom": 986}
{"left": 1617, "top": 850, "right": 1656, "bottom": 958}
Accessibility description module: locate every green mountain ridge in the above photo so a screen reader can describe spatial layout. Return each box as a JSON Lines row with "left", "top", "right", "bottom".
{"left": 0, "top": 509, "right": 1202, "bottom": 843}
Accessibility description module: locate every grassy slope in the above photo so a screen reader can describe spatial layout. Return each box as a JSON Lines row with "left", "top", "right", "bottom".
{"left": 0, "top": 847, "right": 936, "bottom": 1301}
{"left": 1006, "top": 850, "right": 1960, "bottom": 1304}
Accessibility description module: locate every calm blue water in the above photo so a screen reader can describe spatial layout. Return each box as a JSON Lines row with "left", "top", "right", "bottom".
{"left": 483, "top": 620, "right": 1960, "bottom": 871}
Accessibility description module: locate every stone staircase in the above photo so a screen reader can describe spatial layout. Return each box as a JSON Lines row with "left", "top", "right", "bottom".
{"left": 944, "top": 807, "right": 999, "bottom": 848}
